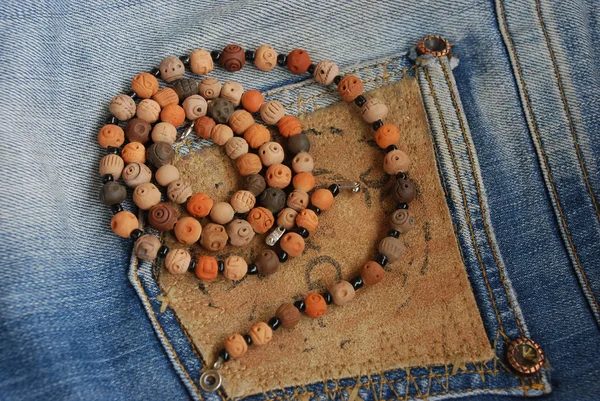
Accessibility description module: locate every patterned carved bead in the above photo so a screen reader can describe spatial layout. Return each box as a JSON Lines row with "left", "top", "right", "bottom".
{"left": 277, "top": 116, "right": 302, "bottom": 138}
{"left": 219, "top": 44, "right": 246, "bottom": 72}
{"left": 276, "top": 303, "right": 301, "bottom": 328}
{"left": 295, "top": 209, "right": 318, "bottom": 232}
{"left": 244, "top": 124, "right": 271, "bottom": 149}
{"left": 199, "top": 77, "right": 221, "bottom": 99}
{"left": 337, "top": 75, "right": 364, "bottom": 102}
{"left": 384, "top": 149, "right": 410, "bottom": 175}
{"left": 292, "top": 152, "right": 314, "bottom": 173}
{"left": 99, "top": 181, "right": 126, "bottom": 205}
{"left": 160, "top": 104, "right": 185, "bottom": 128}
{"left": 221, "top": 81, "right": 244, "bottom": 107}
{"left": 247, "top": 207, "right": 274, "bottom": 234}
{"left": 136, "top": 99, "right": 161, "bottom": 123}
{"left": 328, "top": 280, "right": 355, "bottom": 306}
{"left": 287, "top": 190, "right": 309, "bottom": 211}
{"left": 133, "top": 183, "right": 161, "bottom": 210}
{"left": 260, "top": 101, "right": 285, "bottom": 125}
{"left": 208, "top": 98, "right": 234, "bottom": 124}
{"left": 224, "top": 333, "right": 248, "bottom": 359}
{"left": 228, "top": 109, "right": 254, "bottom": 134}
{"left": 255, "top": 249, "right": 279, "bottom": 275}
{"left": 148, "top": 202, "right": 178, "bottom": 231}
{"left": 359, "top": 261, "right": 385, "bottom": 285}
{"left": 155, "top": 164, "right": 179, "bottom": 187}
{"left": 265, "top": 164, "right": 292, "bottom": 188}
{"left": 286, "top": 49, "right": 311, "bottom": 74}
{"left": 390, "top": 209, "right": 415, "bottom": 233}
{"left": 187, "top": 193, "right": 213, "bottom": 218}
{"left": 260, "top": 188, "right": 286, "bottom": 214}
{"left": 165, "top": 248, "right": 191, "bottom": 275}
{"left": 292, "top": 172, "right": 315, "bottom": 192}
{"left": 131, "top": 72, "right": 159, "bottom": 99}
{"left": 223, "top": 255, "right": 248, "bottom": 280}
{"left": 391, "top": 177, "right": 416, "bottom": 204}
{"left": 225, "top": 136, "right": 249, "bottom": 160}
{"left": 152, "top": 87, "right": 179, "bottom": 108}
{"left": 236, "top": 153, "right": 262, "bottom": 176}
{"left": 311, "top": 188, "right": 334, "bottom": 211}
{"left": 121, "top": 142, "right": 146, "bottom": 164}
{"left": 254, "top": 45, "right": 278, "bottom": 71}
{"left": 245, "top": 173, "right": 267, "bottom": 196}
{"left": 111, "top": 211, "right": 138, "bottom": 238}
{"left": 151, "top": 122, "right": 177, "bottom": 145}
{"left": 304, "top": 293, "right": 327, "bottom": 318}
{"left": 99, "top": 154, "right": 124, "bottom": 180}
{"left": 280, "top": 232, "right": 305, "bottom": 257}
{"left": 378, "top": 236, "right": 405, "bottom": 263}
{"left": 167, "top": 179, "right": 193, "bottom": 204}
{"left": 109, "top": 94, "right": 136, "bottom": 121}
{"left": 196, "top": 255, "right": 218, "bottom": 281}
{"left": 98, "top": 124, "right": 125, "bottom": 148}
{"left": 375, "top": 124, "right": 400, "bottom": 149}
{"left": 174, "top": 217, "right": 202, "bottom": 245}
{"left": 182, "top": 95, "right": 208, "bottom": 121}
{"left": 226, "top": 219, "right": 255, "bottom": 247}
{"left": 189, "top": 49, "right": 213, "bottom": 75}
{"left": 230, "top": 190, "right": 256, "bottom": 213}
{"left": 200, "top": 223, "right": 228, "bottom": 252}
{"left": 210, "top": 124, "right": 234, "bottom": 146}
{"left": 122, "top": 162, "right": 152, "bottom": 188}
{"left": 134, "top": 235, "right": 161, "bottom": 261}
{"left": 360, "top": 98, "right": 389, "bottom": 124}
{"left": 125, "top": 118, "right": 152, "bottom": 143}
{"left": 277, "top": 208, "right": 298, "bottom": 230}
{"left": 314, "top": 60, "right": 339, "bottom": 85}
{"left": 258, "top": 142, "right": 284, "bottom": 166}
{"left": 146, "top": 141, "right": 174, "bottom": 168}
{"left": 194, "top": 116, "right": 216, "bottom": 139}
{"left": 210, "top": 202, "right": 235, "bottom": 225}
{"left": 173, "top": 78, "right": 198, "bottom": 102}
{"left": 249, "top": 322, "right": 272, "bottom": 345}
{"left": 159, "top": 56, "right": 185, "bottom": 83}
{"left": 241, "top": 89, "right": 264, "bottom": 113}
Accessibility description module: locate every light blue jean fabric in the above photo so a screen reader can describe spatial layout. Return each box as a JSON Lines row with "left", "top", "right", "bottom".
{"left": 1, "top": 0, "right": 599, "bottom": 400}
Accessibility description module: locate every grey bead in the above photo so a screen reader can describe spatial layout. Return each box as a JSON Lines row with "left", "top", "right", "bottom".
{"left": 99, "top": 181, "right": 127, "bottom": 205}
{"left": 173, "top": 78, "right": 198, "bottom": 102}
{"left": 208, "top": 98, "right": 234, "bottom": 124}
{"left": 146, "top": 141, "right": 174, "bottom": 168}
{"left": 245, "top": 174, "right": 266, "bottom": 196}
{"left": 259, "top": 188, "right": 286, "bottom": 213}
{"left": 287, "top": 133, "right": 310, "bottom": 154}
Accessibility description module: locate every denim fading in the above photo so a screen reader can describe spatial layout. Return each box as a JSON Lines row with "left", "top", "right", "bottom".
{"left": 0, "top": 0, "right": 598, "bottom": 400}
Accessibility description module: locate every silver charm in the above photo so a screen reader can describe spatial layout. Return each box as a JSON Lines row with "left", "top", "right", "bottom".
{"left": 265, "top": 226, "right": 286, "bottom": 246}
{"left": 177, "top": 120, "right": 195, "bottom": 142}
{"left": 339, "top": 181, "right": 361, "bottom": 193}
{"left": 199, "top": 358, "right": 223, "bottom": 392}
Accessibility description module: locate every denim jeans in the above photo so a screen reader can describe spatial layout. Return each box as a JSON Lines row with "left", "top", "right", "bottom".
{"left": 0, "top": 0, "right": 599, "bottom": 400}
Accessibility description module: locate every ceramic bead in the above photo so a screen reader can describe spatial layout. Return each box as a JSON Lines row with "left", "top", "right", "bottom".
{"left": 292, "top": 172, "right": 315, "bottom": 192}
{"left": 97, "top": 124, "right": 125, "bottom": 148}
{"left": 146, "top": 142, "right": 174, "bottom": 168}
{"left": 328, "top": 280, "right": 355, "bottom": 306}
{"left": 151, "top": 122, "right": 177, "bottom": 145}
{"left": 236, "top": 153, "right": 262, "bottom": 176}
{"left": 304, "top": 293, "right": 327, "bottom": 318}
{"left": 174, "top": 217, "right": 202, "bottom": 245}
{"left": 247, "top": 207, "right": 274, "bottom": 234}
{"left": 280, "top": 232, "right": 305, "bottom": 257}
{"left": 189, "top": 49, "right": 213, "bottom": 75}
{"left": 136, "top": 99, "right": 161, "bottom": 123}
{"left": 277, "top": 208, "right": 298, "bottom": 230}
{"left": 296, "top": 209, "right": 318, "bottom": 232}
{"left": 111, "top": 211, "right": 138, "bottom": 238}
{"left": 245, "top": 174, "right": 266, "bottom": 196}
{"left": 286, "top": 49, "right": 311, "bottom": 74}
{"left": 152, "top": 87, "right": 179, "bottom": 108}
{"left": 187, "top": 192, "right": 213, "bottom": 218}
{"left": 219, "top": 44, "right": 246, "bottom": 72}
{"left": 208, "top": 98, "right": 234, "bottom": 124}
{"left": 173, "top": 78, "right": 198, "bottom": 102}
{"left": 384, "top": 150, "right": 410, "bottom": 175}
{"left": 277, "top": 116, "right": 302, "bottom": 138}
{"left": 254, "top": 45, "right": 278, "bottom": 71}
{"left": 391, "top": 177, "right": 416, "bottom": 204}
{"left": 241, "top": 90, "right": 264, "bottom": 113}
{"left": 200, "top": 223, "right": 228, "bottom": 252}
{"left": 122, "top": 162, "right": 152, "bottom": 187}
{"left": 360, "top": 98, "right": 389, "bottom": 124}
{"left": 227, "top": 110, "right": 253, "bottom": 135}
{"left": 249, "top": 322, "right": 272, "bottom": 345}
{"left": 133, "top": 183, "right": 161, "bottom": 210}
{"left": 311, "top": 188, "right": 334, "bottom": 211}
{"left": 276, "top": 303, "right": 300, "bottom": 328}
{"left": 260, "top": 101, "right": 285, "bottom": 125}
{"left": 360, "top": 261, "right": 385, "bottom": 285}
{"left": 165, "top": 248, "right": 191, "bottom": 275}
{"left": 224, "top": 333, "right": 247, "bottom": 359}
{"left": 223, "top": 255, "right": 247, "bottom": 280}
{"left": 314, "top": 60, "right": 339, "bottom": 85}
{"left": 194, "top": 116, "right": 216, "bottom": 139}
{"left": 337, "top": 75, "right": 364, "bottom": 102}
{"left": 230, "top": 190, "right": 256, "bottom": 213}
{"left": 159, "top": 56, "right": 185, "bottom": 83}
{"left": 199, "top": 77, "right": 221, "bottom": 99}
{"left": 155, "top": 164, "right": 180, "bottom": 187}
{"left": 210, "top": 202, "right": 235, "bottom": 225}
{"left": 292, "top": 152, "right": 314, "bottom": 173}
{"left": 221, "top": 81, "right": 244, "bottom": 107}
{"left": 126, "top": 118, "right": 152, "bottom": 143}
{"left": 287, "top": 189, "right": 309, "bottom": 211}
{"left": 226, "top": 219, "right": 255, "bottom": 247}
{"left": 196, "top": 255, "right": 218, "bottom": 281}
{"left": 211, "top": 124, "right": 234, "bottom": 146}
{"left": 121, "top": 142, "right": 146, "bottom": 164}
{"left": 134, "top": 235, "right": 161, "bottom": 261}
{"left": 167, "top": 179, "right": 193, "bottom": 204}
{"left": 160, "top": 104, "right": 186, "bottom": 128}
{"left": 182, "top": 95, "right": 208, "bottom": 121}
{"left": 287, "top": 133, "right": 310, "bottom": 154}
{"left": 375, "top": 124, "right": 400, "bottom": 149}
{"left": 131, "top": 72, "right": 159, "bottom": 99}
{"left": 258, "top": 141, "right": 284, "bottom": 166}
{"left": 378, "top": 236, "right": 405, "bottom": 263}
{"left": 99, "top": 181, "right": 126, "bottom": 205}
{"left": 99, "top": 154, "right": 124, "bottom": 180}
{"left": 265, "top": 164, "right": 292, "bottom": 188}
{"left": 390, "top": 209, "right": 415, "bottom": 233}
{"left": 225, "top": 136, "right": 249, "bottom": 160}
{"left": 243, "top": 124, "right": 271, "bottom": 149}
{"left": 255, "top": 249, "right": 279, "bottom": 275}
{"left": 260, "top": 188, "right": 286, "bottom": 214}
{"left": 109, "top": 94, "right": 136, "bottom": 121}
{"left": 149, "top": 202, "right": 178, "bottom": 231}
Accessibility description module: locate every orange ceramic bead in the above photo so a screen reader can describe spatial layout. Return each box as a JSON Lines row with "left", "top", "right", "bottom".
{"left": 236, "top": 153, "right": 262, "bottom": 176}
{"left": 277, "top": 115, "right": 302, "bottom": 138}
{"left": 292, "top": 172, "right": 315, "bottom": 192}
{"left": 243, "top": 124, "right": 271, "bottom": 149}
{"left": 265, "top": 164, "right": 292, "bottom": 188}
{"left": 228, "top": 109, "right": 254, "bottom": 135}
{"left": 186, "top": 193, "right": 213, "bottom": 218}
{"left": 174, "top": 217, "right": 202, "bottom": 245}
{"left": 296, "top": 209, "right": 319, "bottom": 232}
{"left": 304, "top": 293, "right": 327, "bottom": 318}
{"left": 359, "top": 261, "right": 385, "bottom": 285}
{"left": 247, "top": 207, "right": 274, "bottom": 234}
{"left": 160, "top": 104, "right": 186, "bottom": 128}
{"left": 241, "top": 90, "right": 264, "bottom": 113}
{"left": 131, "top": 72, "right": 159, "bottom": 99}
{"left": 97, "top": 124, "right": 125, "bottom": 148}
{"left": 311, "top": 188, "right": 334, "bottom": 211}
{"left": 286, "top": 49, "right": 312, "bottom": 74}
{"left": 375, "top": 124, "right": 401, "bottom": 149}
{"left": 338, "top": 74, "right": 364, "bottom": 102}
{"left": 110, "top": 211, "right": 138, "bottom": 238}
{"left": 152, "top": 87, "right": 179, "bottom": 108}
{"left": 194, "top": 116, "right": 216, "bottom": 139}
{"left": 280, "top": 232, "right": 305, "bottom": 257}
{"left": 224, "top": 333, "right": 248, "bottom": 359}
{"left": 121, "top": 142, "right": 146, "bottom": 164}
{"left": 195, "top": 255, "right": 219, "bottom": 281}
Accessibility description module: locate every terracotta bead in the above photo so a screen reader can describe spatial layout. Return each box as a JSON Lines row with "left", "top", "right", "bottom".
{"left": 99, "top": 154, "right": 124, "bottom": 180}
{"left": 276, "top": 303, "right": 300, "bottom": 328}
{"left": 151, "top": 122, "right": 177, "bottom": 145}
{"left": 165, "top": 248, "right": 191, "bottom": 275}
{"left": 245, "top": 174, "right": 266, "bottom": 196}
{"left": 219, "top": 44, "right": 246, "bottom": 72}
{"left": 131, "top": 72, "right": 159, "bottom": 99}
{"left": 146, "top": 141, "right": 174, "bottom": 168}
{"left": 126, "top": 118, "right": 152, "bottom": 143}
{"left": 155, "top": 164, "right": 180, "bottom": 187}
{"left": 187, "top": 192, "right": 213, "bottom": 218}
{"left": 258, "top": 141, "right": 284, "bottom": 166}
{"left": 277, "top": 115, "right": 302, "bottom": 138}
{"left": 194, "top": 116, "right": 216, "bottom": 139}
{"left": 111, "top": 211, "right": 138, "bottom": 238}
{"left": 391, "top": 177, "right": 416, "bottom": 204}
{"left": 196, "top": 255, "right": 218, "bottom": 281}
{"left": 174, "top": 217, "right": 202, "bottom": 245}
{"left": 360, "top": 261, "right": 385, "bottom": 285}
{"left": 223, "top": 255, "right": 247, "bottom": 280}
{"left": 152, "top": 87, "right": 179, "bottom": 108}
{"left": 390, "top": 208, "right": 415, "bottom": 234}
{"left": 378, "top": 236, "right": 405, "bottom": 263}
{"left": 225, "top": 136, "right": 249, "bottom": 160}
{"left": 247, "top": 207, "right": 274, "bottom": 234}
{"left": 221, "top": 81, "right": 244, "bottom": 107}
{"left": 260, "top": 188, "right": 286, "bottom": 214}
{"left": 159, "top": 56, "right": 185, "bottom": 83}
{"left": 280, "top": 232, "right": 305, "bottom": 257}
{"left": 210, "top": 202, "right": 235, "bottom": 225}
{"left": 189, "top": 49, "right": 213, "bottom": 75}
{"left": 182, "top": 95, "right": 208, "bottom": 121}
{"left": 228, "top": 109, "right": 254, "bottom": 135}
{"left": 134, "top": 235, "right": 161, "bottom": 261}
{"left": 160, "top": 104, "right": 185, "bottom": 128}
{"left": 236, "top": 153, "right": 262, "bottom": 176}
{"left": 167, "top": 179, "right": 193, "bottom": 204}
{"left": 230, "top": 190, "right": 256, "bottom": 213}
{"left": 121, "top": 142, "right": 146, "bottom": 164}
{"left": 136, "top": 99, "right": 161, "bottom": 123}
{"left": 314, "top": 60, "right": 339, "bottom": 85}
{"left": 375, "top": 124, "right": 401, "bottom": 149}
{"left": 292, "top": 172, "right": 315, "bottom": 192}
{"left": 99, "top": 182, "right": 126, "bottom": 205}
{"left": 244, "top": 124, "right": 271, "bottom": 149}
{"left": 226, "top": 219, "right": 255, "bottom": 247}
{"left": 311, "top": 188, "right": 334, "bottom": 211}
{"left": 249, "top": 322, "right": 272, "bottom": 345}
{"left": 122, "top": 162, "right": 152, "bottom": 188}
{"left": 208, "top": 98, "right": 234, "bottom": 124}
{"left": 337, "top": 74, "right": 364, "bottom": 102}
{"left": 296, "top": 209, "right": 319, "bottom": 232}
{"left": 109, "top": 94, "right": 136, "bottom": 121}
{"left": 211, "top": 124, "right": 234, "bottom": 146}
{"left": 241, "top": 90, "right": 264, "bottom": 113}
{"left": 97, "top": 124, "right": 125, "bottom": 148}
{"left": 304, "top": 293, "right": 327, "bottom": 318}
{"left": 260, "top": 101, "right": 285, "bottom": 125}
{"left": 292, "top": 152, "right": 314, "bottom": 173}
{"left": 224, "top": 333, "right": 247, "bottom": 359}
{"left": 384, "top": 150, "right": 410, "bottom": 175}
{"left": 328, "top": 280, "right": 356, "bottom": 306}
{"left": 287, "top": 189, "right": 309, "bottom": 211}
{"left": 200, "top": 223, "right": 228, "bottom": 252}
{"left": 288, "top": 133, "right": 310, "bottom": 154}
{"left": 277, "top": 208, "right": 298, "bottom": 230}
{"left": 360, "top": 98, "right": 389, "bottom": 124}
{"left": 254, "top": 45, "right": 278, "bottom": 71}
{"left": 133, "top": 183, "right": 161, "bottom": 210}
{"left": 173, "top": 78, "right": 198, "bottom": 102}
{"left": 199, "top": 78, "right": 221, "bottom": 100}
{"left": 265, "top": 164, "right": 292, "bottom": 189}
{"left": 148, "top": 202, "right": 178, "bottom": 231}
{"left": 255, "top": 249, "right": 279, "bottom": 276}
{"left": 286, "top": 49, "right": 311, "bottom": 74}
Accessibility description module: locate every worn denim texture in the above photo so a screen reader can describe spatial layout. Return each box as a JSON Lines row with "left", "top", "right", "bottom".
{"left": 0, "top": 0, "right": 598, "bottom": 400}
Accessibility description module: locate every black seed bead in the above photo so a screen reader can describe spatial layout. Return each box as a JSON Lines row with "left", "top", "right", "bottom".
{"left": 387, "top": 229, "right": 400, "bottom": 239}
{"left": 277, "top": 54, "right": 287, "bottom": 66}
{"left": 244, "top": 334, "right": 253, "bottom": 346}
{"left": 127, "top": 90, "right": 138, "bottom": 100}
{"left": 106, "top": 146, "right": 120, "bottom": 155}
{"left": 111, "top": 204, "right": 123, "bottom": 215}
{"left": 218, "top": 349, "right": 230, "bottom": 362}
{"left": 307, "top": 63, "right": 316, "bottom": 74}
{"left": 372, "top": 120, "right": 384, "bottom": 131}
{"left": 333, "top": 75, "right": 343, "bottom": 85}
{"left": 328, "top": 183, "right": 340, "bottom": 197}
{"left": 276, "top": 249, "right": 289, "bottom": 263}
{"left": 179, "top": 55, "right": 190, "bottom": 65}
{"left": 375, "top": 253, "right": 388, "bottom": 267}
{"left": 322, "top": 291, "right": 332, "bottom": 305}
{"left": 294, "top": 300, "right": 306, "bottom": 312}
{"left": 218, "top": 260, "right": 225, "bottom": 273}
{"left": 354, "top": 95, "right": 367, "bottom": 107}
{"left": 130, "top": 229, "right": 143, "bottom": 241}
{"left": 210, "top": 50, "right": 221, "bottom": 61}
{"left": 396, "top": 172, "right": 407, "bottom": 180}
{"left": 386, "top": 145, "right": 398, "bottom": 154}
{"left": 105, "top": 116, "right": 119, "bottom": 125}
{"left": 158, "top": 246, "right": 169, "bottom": 258}
{"left": 102, "top": 174, "right": 114, "bottom": 184}
{"left": 350, "top": 276, "right": 364, "bottom": 290}
{"left": 268, "top": 317, "right": 281, "bottom": 331}
{"left": 308, "top": 205, "right": 322, "bottom": 215}
{"left": 187, "top": 258, "right": 197, "bottom": 273}
{"left": 150, "top": 67, "right": 161, "bottom": 77}
{"left": 396, "top": 202, "right": 409, "bottom": 210}
{"left": 245, "top": 50, "right": 255, "bottom": 61}
{"left": 295, "top": 227, "right": 309, "bottom": 239}
{"left": 247, "top": 263, "right": 259, "bottom": 275}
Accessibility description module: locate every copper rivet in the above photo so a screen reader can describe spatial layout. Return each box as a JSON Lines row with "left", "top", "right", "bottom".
{"left": 506, "top": 338, "right": 545, "bottom": 375}
{"left": 416, "top": 35, "right": 451, "bottom": 57}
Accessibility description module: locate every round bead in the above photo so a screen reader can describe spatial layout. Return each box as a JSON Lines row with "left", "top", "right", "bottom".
{"left": 260, "top": 101, "right": 285, "bottom": 125}
{"left": 196, "top": 255, "right": 218, "bottom": 281}
{"left": 390, "top": 209, "right": 415, "bottom": 233}
{"left": 134, "top": 235, "right": 161, "bottom": 261}
{"left": 121, "top": 142, "right": 146, "bottom": 164}
{"left": 230, "top": 190, "right": 256, "bottom": 213}
{"left": 167, "top": 179, "right": 193, "bottom": 204}
{"left": 152, "top": 88, "right": 179, "bottom": 108}
{"left": 133, "top": 183, "right": 161, "bottom": 210}
{"left": 199, "top": 77, "right": 221, "bottom": 99}
{"left": 244, "top": 124, "right": 271, "bottom": 149}
{"left": 99, "top": 154, "right": 124, "bottom": 180}
{"left": 328, "top": 280, "right": 356, "bottom": 306}
{"left": 378, "top": 236, "right": 405, "bottom": 263}
{"left": 111, "top": 211, "right": 138, "bottom": 238}
{"left": 255, "top": 249, "right": 280, "bottom": 275}
{"left": 146, "top": 141, "right": 174, "bottom": 168}
{"left": 254, "top": 45, "right": 278, "bottom": 71}
{"left": 265, "top": 164, "right": 292, "bottom": 188}
{"left": 182, "top": 95, "right": 208, "bottom": 121}
{"left": 292, "top": 152, "right": 314, "bottom": 173}
{"left": 136, "top": 99, "right": 161, "bottom": 123}
{"left": 277, "top": 208, "right": 298, "bottom": 230}
{"left": 99, "top": 181, "right": 127, "bottom": 205}
{"left": 287, "top": 133, "right": 310, "bottom": 154}
{"left": 131, "top": 72, "right": 159, "bottom": 99}
{"left": 219, "top": 44, "right": 246, "bottom": 72}
{"left": 311, "top": 188, "right": 334, "bottom": 211}
{"left": 280, "top": 232, "right": 305, "bottom": 257}
{"left": 241, "top": 90, "right": 264, "bottom": 113}
{"left": 226, "top": 219, "right": 255, "bottom": 247}
{"left": 208, "top": 98, "right": 234, "bottom": 124}
{"left": 125, "top": 118, "right": 152, "bottom": 143}
{"left": 97, "top": 124, "right": 125, "bottom": 148}
{"left": 337, "top": 75, "right": 364, "bottom": 102}
{"left": 160, "top": 104, "right": 185, "bottom": 128}
{"left": 173, "top": 78, "right": 198, "bottom": 102}
{"left": 375, "top": 124, "right": 400, "bottom": 149}
{"left": 360, "top": 261, "right": 385, "bottom": 285}
{"left": 295, "top": 209, "right": 318, "bottom": 232}
{"left": 314, "top": 60, "right": 339, "bottom": 85}
{"left": 277, "top": 116, "right": 302, "bottom": 138}
{"left": 391, "top": 178, "right": 416, "bottom": 204}
{"left": 148, "top": 202, "right": 178, "bottom": 231}
{"left": 384, "top": 150, "right": 410, "bottom": 175}
{"left": 304, "top": 293, "right": 327, "bottom": 318}
{"left": 245, "top": 174, "right": 266, "bottom": 196}
{"left": 224, "top": 333, "right": 248, "bottom": 359}
{"left": 260, "top": 188, "right": 287, "bottom": 214}
{"left": 293, "top": 172, "right": 315, "bottom": 192}
{"left": 360, "top": 98, "right": 389, "bottom": 124}
{"left": 189, "top": 49, "right": 214, "bottom": 75}
{"left": 236, "top": 153, "right": 262, "bottom": 176}
{"left": 287, "top": 189, "right": 309, "bottom": 211}
{"left": 210, "top": 202, "right": 235, "bottom": 225}
{"left": 187, "top": 193, "right": 213, "bottom": 218}
{"left": 258, "top": 142, "right": 285, "bottom": 166}
{"left": 155, "top": 164, "right": 180, "bottom": 187}
{"left": 276, "top": 303, "right": 301, "bottom": 328}
{"left": 174, "top": 216, "right": 202, "bottom": 245}
{"left": 200, "top": 223, "right": 228, "bottom": 252}
{"left": 210, "top": 124, "right": 234, "bottom": 146}
{"left": 249, "top": 322, "right": 272, "bottom": 345}
{"left": 286, "top": 49, "right": 311, "bottom": 74}
{"left": 122, "top": 162, "right": 152, "bottom": 188}
{"left": 194, "top": 116, "right": 216, "bottom": 139}
{"left": 221, "top": 81, "right": 244, "bottom": 107}
{"left": 165, "top": 248, "right": 191, "bottom": 275}
{"left": 225, "top": 136, "right": 249, "bottom": 160}
{"left": 223, "top": 255, "right": 248, "bottom": 280}
{"left": 159, "top": 56, "right": 185, "bottom": 83}
{"left": 247, "top": 207, "right": 274, "bottom": 234}
{"left": 152, "top": 122, "right": 178, "bottom": 150}
{"left": 228, "top": 110, "right": 254, "bottom": 135}
{"left": 109, "top": 94, "right": 136, "bottom": 121}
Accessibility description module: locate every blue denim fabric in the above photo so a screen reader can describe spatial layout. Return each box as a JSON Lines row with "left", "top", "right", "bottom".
{"left": 1, "top": 0, "right": 599, "bottom": 400}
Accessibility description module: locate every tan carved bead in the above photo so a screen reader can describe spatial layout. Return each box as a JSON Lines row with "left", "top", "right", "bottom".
{"left": 277, "top": 208, "right": 298, "bottom": 230}
{"left": 226, "top": 219, "right": 255, "bottom": 247}
{"left": 133, "top": 235, "right": 161, "bottom": 261}
{"left": 136, "top": 99, "right": 161, "bottom": 123}
{"left": 189, "top": 49, "right": 213, "bottom": 75}
{"left": 224, "top": 333, "right": 247, "bottom": 359}
{"left": 152, "top": 87, "right": 179, "bottom": 108}
{"left": 223, "top": 255, "right": 247, "bottom": 281}
{"left": 210, "top": 124, "right": 234, "bottom": 146}
{"left": 230, "top": 190, "right": 256, "bottom": 213}
{"left": 199, "top": 77, "right": 221, "bottom": 99}
{"left": 254, "top": 45, "right": 278, "bottom": 71}
{"left": 258, "top": 142, "right": 285, "bottom": 166}
{"left": 260, "top": 101, "right": 285, "bottom": 125}
{"left": 200, "top": 223, "right": 228, "bottom": 252}
{"left": 287, "top": 189, "right": 309, "bottom": 212}
{"left": 295, "top": 209, "right": 318, "bottom": 232}
{"left": 165, "top": 248, "right": 191, "bottom": 275}
{"left": 155, "top": 164, "right": 179, "bottom": 187}
{"left": 131, "top": 72, "right": 159, "bottom": 99}
{"left": 390, "top": 209, "right": 415, "bottom": 233}
{"left": 159, "top": 56, "right": 185, "bottom": 83}
{"left": 133, "top": 183, "right": 161, "bottom": 210}
{"left": 265, "top": 164, "right": 292, "bottom": 188}
{"left": 383, "top": 149, "right": 410, "bottom": 175}
{"left": 328, "top": 280, "right": 356, "bottom": 306}
{"left": 360, "top": 98, "right": 389, "bottom": 124}
{"left": 244, "top": 124, "right": 271, "bottom": 149}
{"left": 151, "top": 122, "right": 177, "bottom": 145}
{"left": 221, "top": 81, "right": 244, "bottom": 107}
{"left": 249, "top": 322, "right": 272, "bottom": 345}
{"left": 292, "top": 152, "right": 314, "bottom": 173}
{"left": 99, "top": 154, "right": 124, "bottom": 180}
{"left": 167, "top": 179, "right": 193, "bottom": 204}
{"left": 314, "top": 60, "right": 339, "bottom": 85}
{"left": 122, "top": 162, "right": 152, "bottom": 188}
{"left": 228, "top": 109, "right": 254, "bottom": 135}
{"left": 182, "top": 95, "right": 208, "bottom": 121}
{"left": 247, "top": 207, "right": 274, "bottom": 234}
{"left": 225, "top": 136, "right": 249, "bottom": 160}
{"left": 378, "top": 236, "right": 405, "bottom": 263}
{"left": 109, "top": 94, "right": 136, "bottom": 121}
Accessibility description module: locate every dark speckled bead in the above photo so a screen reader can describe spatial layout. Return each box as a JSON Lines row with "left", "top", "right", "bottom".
{"left": 100, "top": 181, "right": 127, "bottom": 205}
{"left": 245, "top": 174, "right": 267, "bottom": 196}
{"left": 146, "top": 141, "right": 174, "bottom": 168}
{"left": 208, "top": 98, "right": 234, "bottom": 124}
{"left": 259, "top": 188, "right": 286, "bottom": 213}
{"left": 287, "top": 133, "right": 310, "bottom": 154}
{"left": 173, "top": 78, "right": 198, "bottom": 102}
